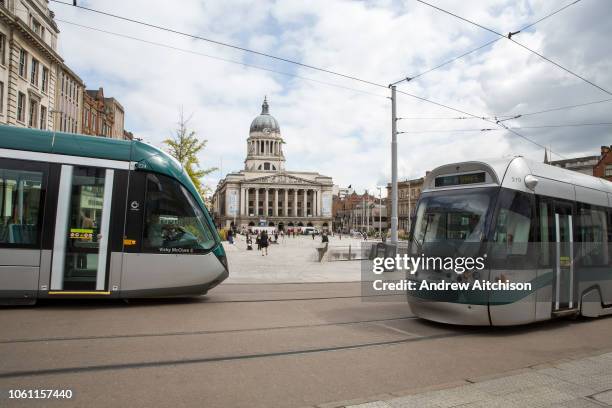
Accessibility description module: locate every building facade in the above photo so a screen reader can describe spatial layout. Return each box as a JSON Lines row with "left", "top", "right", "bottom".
{"left": 54, "top": 63, "right": 83, "bottom": 133}
{"left": 81, "top": 87, "right": 127, "bottom": 139}
{"left": 593, "top": 145, "right": 612, "bottom": 181}
{"left": 386, "top": 177, "right": 424, "bottom": 234}
{"left": 213, "top": 98, "right": 334, "bottom": 231}
{"left": 332, "top": 191, "right": 378, "bottom": 233}
{"left": 549, "top": 155, "right": 599, "bottom": 176}
{"left": 0, "top": 0, "right": 61, "bottom": 131}
{"left": 550, "top": 145, "right": 612, "bottom": 182}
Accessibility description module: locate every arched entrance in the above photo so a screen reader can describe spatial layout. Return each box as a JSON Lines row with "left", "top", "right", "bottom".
{"left": 288, "top": 222, "right": 294, "bottom": 226}
{"left": 278, "top": 222, "right": 284, "bottom": 231}
{"left": 322, "top": 222, "right": 329, "bottom": 231}
{"left": 297, "top": 222, "right": 304, "bottom": 227}
{"left": 248, "top": 221, "right": 255, "bottom": 226}
{"left": 269, "top": 222, "right": 275, "bottom": 227}
{"left": 306, "top": 222, "right": 313, "bottom": 227}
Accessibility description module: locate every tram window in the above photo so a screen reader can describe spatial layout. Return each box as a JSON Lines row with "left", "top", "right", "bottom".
{"left": 492, "top": 189, "right": 533, "bottom": 260}
{"left": 143, "top": 173, "right": 216, "bottom": 253}
{"left": 412, "top": 188, "right": 493, "bottom": 253}
{"left": 0, "top": 167, "right": 44, "bottom": 246}
{"left": 576, "top": 203, "right": 608, "bottom": 266}
{"left": 538, "top": 200, "right": 553, "bottom": 267}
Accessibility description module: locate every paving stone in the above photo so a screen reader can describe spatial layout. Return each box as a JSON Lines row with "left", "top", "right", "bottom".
{"left": 470, "top": 371, "right": 562, "bottom": 396}
{"left": 590, "top": 389, "right": 612, "bottom": 405}
{"left": 347, "top": 402, "right": 393, "bottom": 408}
{"left": 498, "top": 385, "right": 575, "bottom": 407}
{"left": 554, "top": 397, "right": 609, "bottom": 407}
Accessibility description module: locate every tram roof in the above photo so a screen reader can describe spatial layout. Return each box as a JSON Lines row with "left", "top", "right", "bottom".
{"left": 426, "top": 156, "right": 612, "bottom": 195}
{"left": 0, "top": 125, "right": 206, "bottom": 208}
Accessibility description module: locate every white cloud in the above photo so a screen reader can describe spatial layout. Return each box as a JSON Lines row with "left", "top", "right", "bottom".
{"left": 53, "top": 0, "right": 612, "bottom": 196}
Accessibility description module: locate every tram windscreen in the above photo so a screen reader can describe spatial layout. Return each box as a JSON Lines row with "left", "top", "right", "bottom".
{"left": 143, "top": 173, "right": 217, "bottom": 253}
{"left": 411, "top": 188, "right": 496, "bottom": 257}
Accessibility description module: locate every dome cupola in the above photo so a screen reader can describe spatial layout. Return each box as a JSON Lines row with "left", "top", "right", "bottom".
{"left": 249, "top": 97, "right": 280, "bottom": 136}
{"left": 245, "top": 97, "right": 286, "bottom": 172}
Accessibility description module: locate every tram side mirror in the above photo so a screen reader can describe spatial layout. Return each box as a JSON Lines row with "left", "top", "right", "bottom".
{"left": 524, "top": 174, "right": 538, "bottom": 191}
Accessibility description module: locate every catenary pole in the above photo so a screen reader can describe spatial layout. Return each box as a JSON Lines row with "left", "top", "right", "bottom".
{"left": 390, "top": 85, "right": 398, "bottom": 244}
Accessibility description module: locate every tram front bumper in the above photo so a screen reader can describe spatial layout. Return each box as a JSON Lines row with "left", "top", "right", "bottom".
{"left": 408, "top": 296, "right": 491, "bottom": 326}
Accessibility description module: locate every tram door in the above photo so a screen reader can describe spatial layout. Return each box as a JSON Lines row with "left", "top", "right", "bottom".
{"left": 49, "top": 165, "right": 114, "bottom": 293}
{"left": 553, "top": 203, "right": 575, "bottom": 311}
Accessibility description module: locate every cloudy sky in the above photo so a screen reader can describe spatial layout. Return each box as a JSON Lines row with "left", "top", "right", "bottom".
{"left": 52, "top": 0, "right": 612, "bottom": 195}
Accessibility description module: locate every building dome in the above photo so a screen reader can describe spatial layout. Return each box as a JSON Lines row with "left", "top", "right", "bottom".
{"left": 249, "top": 97, "right": 280, "bottom": 134}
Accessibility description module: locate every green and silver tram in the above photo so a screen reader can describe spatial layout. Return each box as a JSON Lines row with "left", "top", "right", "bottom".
{"left": 407, "top": 156, "right": 612, "bottom": 325}
{"left": 0, "top": 126, "right": 228, "bottom": 305}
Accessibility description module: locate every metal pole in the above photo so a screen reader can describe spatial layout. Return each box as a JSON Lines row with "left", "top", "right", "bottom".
{"left": 378, "top": 187, "right": 382, "bottom": 239}
{"left": 390, "top": 85, "right": 398, "bottom": 244}
{"left": 408, "top": 180, "right": 412, "bottom": 233}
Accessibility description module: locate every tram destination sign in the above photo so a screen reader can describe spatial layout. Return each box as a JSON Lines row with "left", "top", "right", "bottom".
{"left": 435, "top": 172, "right": 486, "bottom": 187}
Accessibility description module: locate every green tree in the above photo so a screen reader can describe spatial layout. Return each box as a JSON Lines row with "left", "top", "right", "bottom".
{"left": 163, "top": 109, "right": 217, "bottom": 197}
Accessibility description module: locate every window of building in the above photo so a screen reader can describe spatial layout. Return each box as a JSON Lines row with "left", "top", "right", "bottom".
{"left": 0, "top": 33, "right": 5, "bottom": 65}
{"left": 16, "top": 92, "right": 25, "bottom": 122}
{"left": 28, "top": 98, "right": 38, "bottom": 128}
{"left": 31, "top": 18, "right": 42, "bottom": 36}
{"left": 605, "top": 165, "right": 612, "bottom": 177}
{"left": 84, "top": 108, "right": 89, "bottom": 128}
{"left": 30, "top": 58, "right": 39, "bottom": 87}
{"left": 0, "top": 81, "right": 3, "bottom": 115}
{"left": 143, "top": 173, "right": 216, "bottom": 253}
{"left": 41, "top": 67, "right": 48, "bottom": 93}
{"left": 0, "top": 161, "right": 44, "bottom": 247}
{"left": 18, "top": 49, "right": 27, "bottom": 78}
{"left": 40, "top": 106, "right": 46, "bottom": 130}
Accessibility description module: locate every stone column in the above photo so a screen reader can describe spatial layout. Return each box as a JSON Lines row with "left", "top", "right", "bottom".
{"left": 245, "top": 188, "right": 250, "bottom": 216}
{"left": 264, "top": 188, "right": 269, "bottom": 216}
{"left": 293, "top": 189, "right": 298, "bottom": 217}
{"left": 284, "top": 189, "right": 288, "bottom": 217}
{"left": 303, "top": 189, "right": 308, "bottom": 217}
{"left": 274, "top": 188, "right": 278, "bottom": 216}
{"left": 254, "top": 188, "right": 259, "bottom": 216}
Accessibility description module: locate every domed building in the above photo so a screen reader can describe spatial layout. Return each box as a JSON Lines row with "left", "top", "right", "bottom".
{"left": 212, "top": 97, "right": 333, "bottom": 231}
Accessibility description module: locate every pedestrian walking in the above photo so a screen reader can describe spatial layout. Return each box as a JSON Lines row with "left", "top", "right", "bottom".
{"left": 260, "top": 231, "right": 269, "bottom": 256}
{"left": 321, "top": 232, "right": 329, "bottom": 243}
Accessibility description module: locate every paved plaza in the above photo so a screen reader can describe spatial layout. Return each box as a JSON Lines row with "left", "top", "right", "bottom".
{"left": 342, "top": 351, "right": 612, "bottom": 408}
{"left": 225, "top": 234, "right": 367, "bottom": 283}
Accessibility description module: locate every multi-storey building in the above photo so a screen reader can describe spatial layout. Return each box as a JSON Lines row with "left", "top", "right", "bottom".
{"left": 0, "top": 0, "right": 61, "bottom": 130}
{"left": 386, "top": 177, "right": 424, "bottom": 234}
{"left": 593, "top": 145, "right": 612, "bottom": 181}
{"left": 54, "top": 62, "right": 83, "bottom": 133}
{"left": 81, "top": 87, "right": 127, "bottom": 139}
{"left": 213, "top": 97, "right": 334, "bottom": 231}
{"left": 332, "top": 191, "right": 378, "bottom": 233}
{"left": 550, "top": 145, "right": 612, "bottom": 182}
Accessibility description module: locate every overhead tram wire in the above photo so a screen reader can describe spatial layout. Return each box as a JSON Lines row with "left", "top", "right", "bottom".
{"left": 52, "top": 0, "right": 566, "bottom": 158}
{"left": 413, "top": 0, "right": 612, "bottom": 96}
{"left": 398, "top": 0, "right": 584, "bottom": 83}
{"left": 398, "top": 122, "right": 612, "bottom": 133}
{"left": 398, "top": 97, "right": 612, "bottom": 120}
{"left": 55, "top": 20, "right": 388, "bottom": 99}
{"left": 394, "top": 89, "right": 567, "bottom": 158}
{"left": 50, "top": 0, "right": 388, "bottom": 91}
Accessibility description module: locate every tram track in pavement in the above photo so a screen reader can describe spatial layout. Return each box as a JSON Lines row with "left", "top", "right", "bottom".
{"left": 0, "top": 315, "right": 419, "bottom": 344}
{"left": 0, "top": 329, "right": 478, "bottom": 379}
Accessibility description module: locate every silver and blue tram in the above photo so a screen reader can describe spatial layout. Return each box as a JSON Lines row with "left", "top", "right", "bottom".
{"left": 0, "top": 126, "right": 228, "bottom": 305}
{"left": 407, "top": 156, "right": 612, "bottom": 325}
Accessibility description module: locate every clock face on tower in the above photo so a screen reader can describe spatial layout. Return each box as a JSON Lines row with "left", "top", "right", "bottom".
{"left": 263, "top": 128, "right": 271, "bottom": 134}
